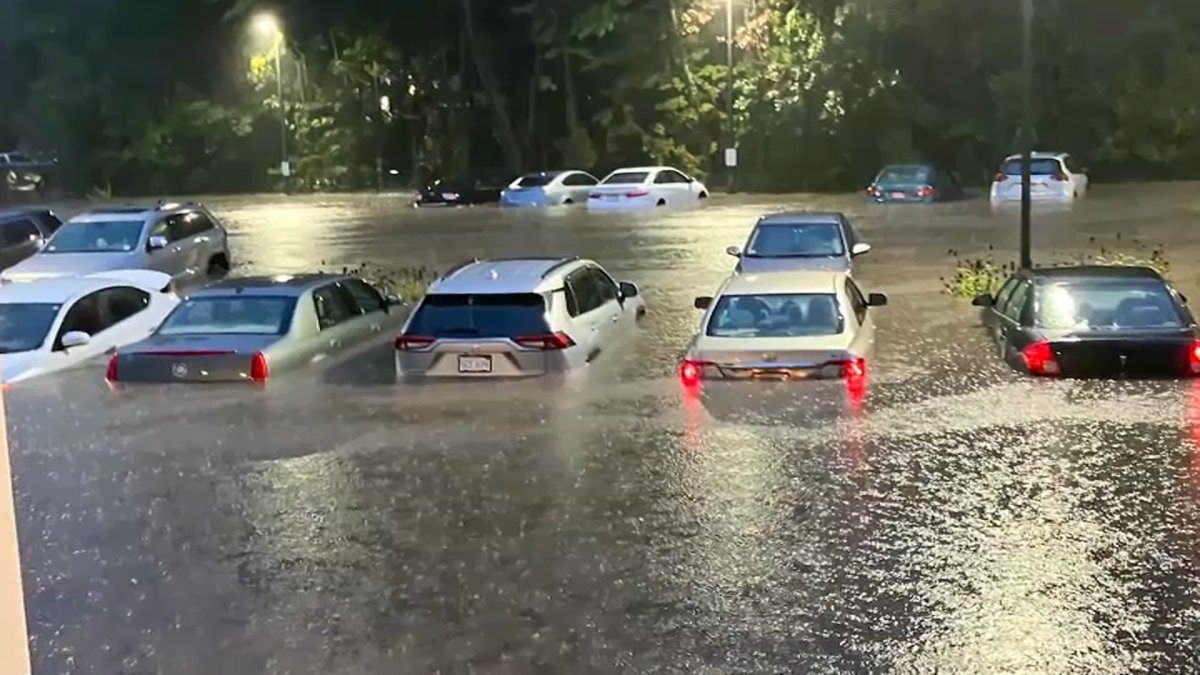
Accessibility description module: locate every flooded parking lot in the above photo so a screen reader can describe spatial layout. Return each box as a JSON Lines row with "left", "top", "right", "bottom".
{"left": 13, "top": 185, "right": 1200, "bottom": 673}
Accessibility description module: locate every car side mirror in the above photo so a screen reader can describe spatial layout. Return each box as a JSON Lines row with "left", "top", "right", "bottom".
{"left": 971, "top": 294, "right": 994, "bottom": 307}
{"left": 147, "top": 235, "right": 168, "bottom": 251}
{"left": 61, "top": 330, "right": 91, "bottom": 349}
{"left": 694, "top": 296, "right": 712, "bottom": 310}
{"left": 851, "top": 243, "right": 872, "bottom": 257}
{"left": 867, "top": 293, "right": 888, "bottom": 307}
{"left": 618, "top": 281, "right": 639, "bottom": 299}
{"left": 725, "top": 246, "right": 742, "bottom": 258}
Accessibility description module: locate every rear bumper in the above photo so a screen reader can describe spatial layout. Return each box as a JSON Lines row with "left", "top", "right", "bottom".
{"left": 990, "top": 188, "right": 1074, "bottom": 203}
{"left": 587, "top": 196, "right": 657, "bottom": 211}
{"left": 395, "top": 350, "right": 570, "bottom": 378}
{"left": 869, "top": 195, "right": 935, "bottom": 204}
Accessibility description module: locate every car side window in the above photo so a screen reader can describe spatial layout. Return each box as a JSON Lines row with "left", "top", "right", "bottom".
{"left": 567, "top": 269, "right": 604, "bottom": 315}
{"left": 841, "top": 218, "right": 858, "bottom": 248}
{"left": 845, "top": 278, "right": 868, "bottom": 325}
{"left": 312, "top": 284, "right": 356, "bottom": 330}
{"left": 54, "top": 293, "right": 106, "bottom": 349}
{"left": 1002, "top": 280, "right": 1031, "bottom": 324}
{"left": 341, "top": 278, "right": 386, "bottom": 314}
{"left": 148, "top": 217, "right": 172, "bottom": 243}
{"left": 36, "top": 211, "right": 62, "bottom": 234}
{"left": 173, "top": 212, "right": 210, "bottom": 239}
{"left": 562, "top": 283, "right": 580, "bottom": 317}
{"left": 589, "top": 267, "right": 620, "bottom": 305}
{"left": 667, "top": 170, "right": 690, "bottom": 184}
{"left": 563, "top": 173, "right": 595, "bottom": 186}
{"left": 99, "top": 286, "right": 151, "bottom": 323}
{"left": 993, "top": 277, "right": 1019, "bottom": 314}
{"left": 0, "top": 218, "right": 39, "bottom": 247}
{"left": 653, "top": 171, "right": 672, "bottom": 184}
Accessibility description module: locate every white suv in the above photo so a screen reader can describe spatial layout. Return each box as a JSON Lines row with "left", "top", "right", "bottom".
{"left": 395, "top": 257, "right": 646, "bottom": 378}
{"left": 990, "top": 152, "right": 1089, "bottom": 204}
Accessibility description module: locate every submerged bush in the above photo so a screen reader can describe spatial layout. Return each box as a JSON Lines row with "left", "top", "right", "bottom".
{"left": 322, "top": 261, "right": 440, "bottom": 303}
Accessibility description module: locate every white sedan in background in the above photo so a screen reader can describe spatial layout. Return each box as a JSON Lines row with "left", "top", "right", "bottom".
{"left": 990, "top": 152, "right": 1089, "bottom": 204}
{"left": 0, "top": 270, "right": 180, "bottom": 383}
{"left": 587, "top": 166, "right": 709, "bottom": 211}
{"left": 500, "top": 170, "right": 599, "bottom": 207}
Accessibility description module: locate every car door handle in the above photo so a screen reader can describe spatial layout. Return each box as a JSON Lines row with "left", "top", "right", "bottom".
{"left": 610, "top": 314, "right": 620, "bottom": 323}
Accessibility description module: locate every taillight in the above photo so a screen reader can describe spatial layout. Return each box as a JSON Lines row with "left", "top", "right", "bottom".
{"left": 250, "top": 351, "right": 269, "bottom": 382}
{"left": 1189, "top": 341, "right": 1200, "bottom": 375}
{"left": 514, "top": 332, "right": 575, "bottom": 350}
{"left": 625, "top": 190, "right": 649, "bottom": 198}
{"left": 1022, "top": 341, "right": 1060, "bottom": 376}
{"left": 394, "top": 335, "right": 435, "bottom": 351}
{"left": 844, "top": 358, "right": 866, "bottom": 380}
{"left": 916, "top": 185, "right": 934, "bottom": 197}
{"left": 866, "top": 186, "right": 880, "bottom": 196}
{"left": 680, "top": 359, "right": 712, "bottom": 386}
{"left": 105, "top": 353, "right": 118, "bottom": 381}
{"left": 993, "top": 173, "right": 1007, "bottom": 182}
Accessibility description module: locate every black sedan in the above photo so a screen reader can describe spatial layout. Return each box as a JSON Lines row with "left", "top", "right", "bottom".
{"left": 972, "top": 265, "right": 1200, "bottom": 378}
{"left": 413, "top": 177, "right": 503, "bottom": 207}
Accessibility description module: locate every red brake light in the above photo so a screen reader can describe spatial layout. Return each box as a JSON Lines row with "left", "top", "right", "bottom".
{"left": 1051, "top": 171, "right": 1068, "bottom": 181}
{"left": 1022, "top": 341, "right": 1060, "bottom": 376}
{"left": 993, "top": 172, "right": 1007, "bottom": 182}
{"left": 625, "top": 190, "right": 649, "bottom": 198}
{"left": 1189, "top": 340, "right": 1200, "bottom": 375}
{"left": 394, "top": 335, "right": 435, "bottom": 351}
{"left": 105, "top": 352, "right": 118, "bottom": 381}
{"left": 250, "top": 351, "right": 269, "bottom": 382}
{"left": 916, "top": 185, "right": 934, "bottom": 197}
{"left": 680, "top": 359, "right": 712, "bottom": 386}
{"left": 514, "top": 332, "right": 575, "bottom": 350}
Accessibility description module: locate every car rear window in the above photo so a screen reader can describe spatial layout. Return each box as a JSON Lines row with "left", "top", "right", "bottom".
{"left": 1002, "top": 159, "right": 1062, "bottom": 175}
{"left": 46, "top": 220, "right": 145, "bottom": 253}
{"left": 746, "top": 223, "right": 845, "bottom": 257}
{"left": 516, "top": 173, "right": 557, "bottom": 187}
{"left": 156, "top": 296, "right": 297, "bottom": 336}
{"left": 407, "top": 293, "right": 550, "bottom": 337}
{"left": 601, "top": 171, "right": 649, "bottom": 185}
{"left": 877, "top": 165, "right": 931, "bottom": 182}
{"left": 0, "top": 303, "right": 59, "bottom": 353}
{"left": 1035, "top": 279, "right": 1184, "bottom": 330}
{"left": 707, "top": 293, "right": 844, "bottom": 337}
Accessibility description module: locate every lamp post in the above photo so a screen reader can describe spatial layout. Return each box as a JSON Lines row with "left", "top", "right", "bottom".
{"left": 254, "top": 13, "right": 290, "bottom": 193}
{"left": 724, "top": 0, "right": 736, "bottom": 192}
{"left": 1019, "top": 0, "right": 1034, "bottom": 269}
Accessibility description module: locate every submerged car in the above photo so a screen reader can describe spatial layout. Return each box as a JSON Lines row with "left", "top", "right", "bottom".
{"left": 107, "top": 274, "right": 405, "bottom": 383}
{"left": 990, "top": 152, "right": 1089, "bottom": 204}
{"left": 394, "top": 257, "right": 645, "bottom": 378}
{"left": 866, "top": 163, "right": 964, "bottom": 203}
{"left": 0, "top": 208, "right": 62, "bottom": 272}
{"left": 725, "top": 212, "right": 871, "bottom": 274}
{"left": 0, "top": 270, "right": 180, "bottom": 383}
{"left": 973, "top": 265, "right": 1200, "bottom": 378}
{"left": 681, "top": 270, "right": 887, "bottom": 386}
{"left": 586, "top": 166, "right": 708, "bottom": 211}
{"left": 0, "top": 202, "right": 230, "bottom": 285}
{"left": 414, "top": 177, "right": 503, "bottom": 207}
{"left": 500, "top": 170, "right": 599, "bottom": 207}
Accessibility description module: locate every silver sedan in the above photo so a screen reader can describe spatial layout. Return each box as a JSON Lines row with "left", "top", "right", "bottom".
{"left": 108, "top": 273, "right": 406, "bottom": 383}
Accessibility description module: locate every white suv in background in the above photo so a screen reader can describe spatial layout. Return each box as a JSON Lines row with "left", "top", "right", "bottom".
{"left": 394, "top": 257, "right": 646, "bottom": 378}
{"left": 990, "top": 152, "right": 1089, "bottom": 204}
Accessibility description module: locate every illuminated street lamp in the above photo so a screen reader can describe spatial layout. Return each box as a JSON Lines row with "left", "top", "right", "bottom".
{"left": 253, "top": 12, "right": 290, "bottom": 191}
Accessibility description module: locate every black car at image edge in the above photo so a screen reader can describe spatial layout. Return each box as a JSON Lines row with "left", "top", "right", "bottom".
{"left": 974, "top": 265, "right": 1200, "bottom": 378}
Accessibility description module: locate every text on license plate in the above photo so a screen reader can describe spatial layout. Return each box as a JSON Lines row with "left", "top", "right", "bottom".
{"left": 605, "top": 195, "right": 620, "bottom": 201}
{"left": 458, "top": 355, "right": 493, "bottom": 373}
{"left": 890, "top": 192, "right": 907, "bottom": 199}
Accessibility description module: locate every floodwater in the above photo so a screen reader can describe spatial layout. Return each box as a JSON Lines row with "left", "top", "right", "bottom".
{"left": 12, "top": 184, "right": 1200, "bottom": 673}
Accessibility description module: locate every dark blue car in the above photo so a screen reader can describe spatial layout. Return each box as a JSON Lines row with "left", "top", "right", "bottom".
{"left": 866, "top": 164, "right": 964, "bottom": 204}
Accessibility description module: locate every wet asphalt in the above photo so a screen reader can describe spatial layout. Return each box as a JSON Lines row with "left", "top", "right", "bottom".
{"left": 12, "top": 184, "right": 1200, "bottom": 673}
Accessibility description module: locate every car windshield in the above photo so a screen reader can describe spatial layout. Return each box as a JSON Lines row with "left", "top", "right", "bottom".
{"left": 0, "top": 303, "right": 59, "bottom": 352}
{"left": 1002, "top": 159, "right": 1062, "bottom": 175}
{"left": 601, "top": 171, "right": 649, "bottom": 185}
{"left": 516, "top": 173, "right": 557, "bottom": 187}
{"left": 746, "top": 223, "right": 846, "bottom": 257}
{"left": 707, "top": 293, "right": 844, "bottom": 337}
{"left": 407, "top": 293, "right": 550, "bottom": 337}
{"left": 1035, "top": 279, "right": 1185, "bottom": 330}
{"left": 877, "top": 165, "right": 931, "bottom": 183}
{"left": 156, "top": 296, "right": 296, "bottom": 336}
{"left": 45, "top": 220, "right": 144, "bottom": 253}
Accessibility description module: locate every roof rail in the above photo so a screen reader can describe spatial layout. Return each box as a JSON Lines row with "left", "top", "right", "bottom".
{"left": 155, "top": 199, "right": 201, "bottom": 211}
{"left": 539, "top": 256, "right": 581, "bottom": 279}
{"left": 440, "top": 258, "right": 481, "bottom": 280}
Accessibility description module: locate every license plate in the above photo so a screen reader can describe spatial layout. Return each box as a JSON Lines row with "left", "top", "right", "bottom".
{"left": 890, "top": 192, "right": 907, "bottom": 199}
{"left": 457, "top": 355, "right": 492, "bottom": 373}
{"left": 442, "top": 193, "right": 460, "bottom": 200}
{"left": 605, "top": 195, "right": 620, "bottom": 201}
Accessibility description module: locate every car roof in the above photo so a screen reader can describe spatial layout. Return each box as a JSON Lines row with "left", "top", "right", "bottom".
{"left": 68, "top": 201, "right": 206, "bottom": 223}
{"left": 430, "top": 257, "right": 585, "bottom": 295}
{"left": 188, "top": 274, "right": 344, "bottom": 298}
{"left": 0, "top": 276, "right": 129, "bottom": 304}
{"left": 718, "top": 270, "right": 845, "bottom": 296}
{"left": 1024, "top": 265, "right": 1165, "bottom": 281}
{"left": 1003, "top": 152, "right": 1067, "bottom": 161}
{"left": 608, "top": 166, "right": 671, "bottom": 174}
{"left": 756, "top": 211, "right": 846, "bottom": 226}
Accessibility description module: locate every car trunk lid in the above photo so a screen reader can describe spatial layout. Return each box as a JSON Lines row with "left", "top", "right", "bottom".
{"left": 117, "top": 334, "right": 278, "bottom": 382}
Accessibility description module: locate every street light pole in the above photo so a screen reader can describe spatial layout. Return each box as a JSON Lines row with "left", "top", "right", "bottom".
{"left": 724, "top": 0, "right": 735, "bottom": 192}
{"left": 1019, "top": 0, "right": 1034, "bottom": 269}
{"left": 274, "top": 41, "right": 289, "bottom": 194}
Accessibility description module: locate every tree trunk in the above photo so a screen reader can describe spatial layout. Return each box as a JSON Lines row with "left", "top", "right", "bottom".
{"left": 459, "top": 0, "right": 523, "bottom": 174}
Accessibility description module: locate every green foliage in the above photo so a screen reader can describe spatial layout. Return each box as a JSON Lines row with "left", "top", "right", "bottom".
{"left": 329, "top": 262, "right": 440, "bottom": 304}
{"left": 942, "top": 254, "right": 1015, "bottom": 300}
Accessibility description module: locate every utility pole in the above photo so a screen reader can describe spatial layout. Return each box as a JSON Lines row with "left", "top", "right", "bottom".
{"left": 724, "top": 0, "right": 736, "bottom": 192}
{"left": 274, "top": 43, "right": 290, "bottom": 195}
{"left": 1019, "top": 0, "right": 1034, "bottom": 269}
